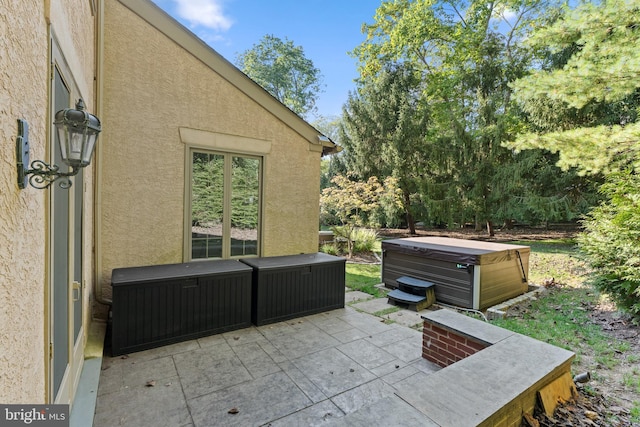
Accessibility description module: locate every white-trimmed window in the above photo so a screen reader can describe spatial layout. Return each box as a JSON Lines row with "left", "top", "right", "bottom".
{"left": 188, "top": 149, "right": 262, "bottom": 259}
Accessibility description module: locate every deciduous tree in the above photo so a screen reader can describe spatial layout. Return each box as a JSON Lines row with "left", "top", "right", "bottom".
{"left": 236, "top": 35, "right": 323, "bottom": 118}
{"left": 351, "top": 0, "right": 553, "bottom": 234}
{"left": 320, "top": 175, "right": 401, "bottom": 257}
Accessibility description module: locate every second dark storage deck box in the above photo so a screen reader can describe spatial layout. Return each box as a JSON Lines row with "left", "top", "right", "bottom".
{"left": 111, "top": 260, "right": 252, "bottom": 356}
{"left": 240, "top": 252, "right": 346, "bottom": 326}
{"left": 382, "top": 237, "right": 530, "bottom": 310}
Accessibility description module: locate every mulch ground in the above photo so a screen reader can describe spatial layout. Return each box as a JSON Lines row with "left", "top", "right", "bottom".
{"left": 378, "top": 225, "right": 579, "bottom": 242}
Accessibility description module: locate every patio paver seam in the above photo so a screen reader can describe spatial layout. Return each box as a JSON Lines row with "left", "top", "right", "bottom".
{"left": 170, "top": 354, "right": 196, "bottom": 427}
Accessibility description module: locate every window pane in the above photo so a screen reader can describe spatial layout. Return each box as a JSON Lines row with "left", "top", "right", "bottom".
{"left": 230, "top": 156, "right": 259, "bottom": 256}
{"left": 191, "top": 153, "right": 224, "bottom": 259}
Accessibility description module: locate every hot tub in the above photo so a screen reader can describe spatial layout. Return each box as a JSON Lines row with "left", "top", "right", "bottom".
{"left": 382, "top": 237, "right": 530, "bottom": 310}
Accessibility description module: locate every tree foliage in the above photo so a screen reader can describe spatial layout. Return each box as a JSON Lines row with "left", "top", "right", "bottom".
{"left": 236, "top": 34, "right": 323, "bottom": 118}
{"left": 347, "top": 0, "right": 584, "bottom": 233}
{"left": 320, "top": 175, "right": 401, "bottom": 257}
{"left": 578, "top": 171, "right": 640, "bottom": 317}
{"left": 192, "top": 154, "right": 259, "bottom": 230}
{"left": 341, "top": 63, "right": 430, "bottom": 233}
{"left": 491, "top": 150, "right": 601, "bottom": 226}
{"left": 313, "top": 115, "right": 348, "bottom": 191}
{"left": 508, "top": 0, "right": 640, "bottom": 174}
{"left": 192, "top": 153, "right": 223, "bottom": 227}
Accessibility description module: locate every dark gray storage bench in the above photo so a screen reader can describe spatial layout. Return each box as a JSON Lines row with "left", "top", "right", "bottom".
{"left": 240, "top": 253, "right": 346, "bottom": 326}
{"left": 111, "top": 260, "right": 252, "bottom": 356}
{"left": 382, "top": 237, "right": 530, "bottom": 310}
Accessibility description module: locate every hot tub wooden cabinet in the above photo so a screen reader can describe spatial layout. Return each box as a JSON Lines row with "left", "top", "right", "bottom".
{"left": 111, "top": 260, "right": 252, "bottom": 356}
{"left": 240, "top": 253, "right": 345, "bottom": 326}
{"left": 382, "top": 237, "right": 530, "bottom": 310}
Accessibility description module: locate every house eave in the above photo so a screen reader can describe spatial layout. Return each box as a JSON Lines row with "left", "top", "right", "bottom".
{"left": 318, "top": 135, "right": 342, "bottom": 156}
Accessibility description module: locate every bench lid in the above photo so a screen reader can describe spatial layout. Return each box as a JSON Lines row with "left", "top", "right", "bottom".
{"left": 112, "top": 259, "right": 252, "bottom": 285}
{"left": 240, "top": 252, "right": 345, "bottom": 270}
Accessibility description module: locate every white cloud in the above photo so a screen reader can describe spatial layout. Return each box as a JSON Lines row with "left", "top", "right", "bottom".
{"left": 174, "top": 0, "right": 233, "bottom": 31}
{"left": 502, "top": 9, "right": 517, "bottom": 23}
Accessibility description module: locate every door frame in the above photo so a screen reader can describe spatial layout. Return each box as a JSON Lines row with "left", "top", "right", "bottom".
{"left": 48, "top": 33, "right": 86, "bottom": 405}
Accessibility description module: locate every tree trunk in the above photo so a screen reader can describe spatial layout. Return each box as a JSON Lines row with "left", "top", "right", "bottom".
{"left": 486, "top": 220, "right": 495, "bottom": 237}
{"left": 403, "top": 189, "right": 416, "bottom": 235}
{"left": 346, "top": 225, "right": 355, "bottom": 258}
{"left": 503, "top": 219, "right": 515, "bottom": 230}
{"left": 474, "top": 214, "right": 483, "bottom": 232}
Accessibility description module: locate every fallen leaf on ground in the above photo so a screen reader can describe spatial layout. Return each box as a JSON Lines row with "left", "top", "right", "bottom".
{"left": 584, "top": 410, "right": 598, "bottom": 420}
{"left": 523, "top": 413, "right": 539, "bottom": 427}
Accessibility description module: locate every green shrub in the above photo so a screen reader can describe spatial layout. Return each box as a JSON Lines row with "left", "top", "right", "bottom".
{"left": 578, "top": 171, "right": 640, "bottom": 318}
{"left": 352, "top": 228, "right": 379, "bottom": 253}
{"left": 320, "top": 243, "right": 339, "bottom": 256}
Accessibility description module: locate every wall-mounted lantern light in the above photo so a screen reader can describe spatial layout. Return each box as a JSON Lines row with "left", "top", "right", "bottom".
{"left": 17, "top": 99, "right": 101, "bottom": 189}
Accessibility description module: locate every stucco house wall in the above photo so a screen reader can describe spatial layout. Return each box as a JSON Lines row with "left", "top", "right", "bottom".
{"left": 98, "top": 0, "right": 327, "bottom": 294}
{"left": 0, "top": 0, "right": 97, "bottom": 403}
{"left": 0, "top": 0, "right": 49, "bottom": 404}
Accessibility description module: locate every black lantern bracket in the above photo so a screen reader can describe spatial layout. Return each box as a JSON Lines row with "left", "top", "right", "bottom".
{"left": 16, "top": 99, "right": 101, "bottom": 190}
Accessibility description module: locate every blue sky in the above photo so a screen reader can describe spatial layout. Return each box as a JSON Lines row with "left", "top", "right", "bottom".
{"left": 150, "top": 0, "right": 384, "bottom": 118}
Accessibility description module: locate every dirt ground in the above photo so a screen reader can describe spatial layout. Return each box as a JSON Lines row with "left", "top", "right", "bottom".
{"left": 374, "top": 227, "right": 640, "bottom": 426}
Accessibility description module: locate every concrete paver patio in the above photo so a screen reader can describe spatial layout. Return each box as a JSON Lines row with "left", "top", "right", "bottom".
{"left": 94, "top": 294, "right": 441, "bottom": 427}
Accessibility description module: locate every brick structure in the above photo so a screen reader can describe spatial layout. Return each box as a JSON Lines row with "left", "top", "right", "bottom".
{"left": 422, "top": 322, "right": 489, "bottom": 367}
{"left": 405, "top": 310, "right": 576, "bottom": 426}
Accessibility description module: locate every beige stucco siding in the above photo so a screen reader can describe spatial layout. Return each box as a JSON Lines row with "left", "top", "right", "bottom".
{"left": 0, "top": 0, "right": 97, "bottom": 403}
{"left": 0, "top": 0, "right": 48, "bottom": 403}
{"left": 99, "top": 1, "right": 322, "bottom": 292}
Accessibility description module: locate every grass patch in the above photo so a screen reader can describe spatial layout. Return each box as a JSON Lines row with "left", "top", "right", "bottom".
{"left": 508, "top": 239, "right": 588, "bottom": 286}
{"left": 320, "top": 243, "right": 339, "bottom": 256}
{"left": 509, "top": 239, "right": 577, "bottom": 253}
{"left": 373, "top": 306, "right": 400, "bottom": 317}
{"left": 631, "top": 403, "right": 640, "bottom": 423}
{"left": 345, "top": 263, "right": 385, "bottom": 297}
{"left": 491, "top": 286, "right": 616, "bottom": 366}
{"left": 493, "top": 239, "right": 633, "bottom": 370}
{"left": 623, "top": 368, "right": 640, "bottom": 393}
{"left": 319, "top": 231, "right": 382, "bottom": 258}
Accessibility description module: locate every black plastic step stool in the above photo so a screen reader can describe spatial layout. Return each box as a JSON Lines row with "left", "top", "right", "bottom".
{"left": 387, "top": 276, "right": 436, "bottom": 311}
